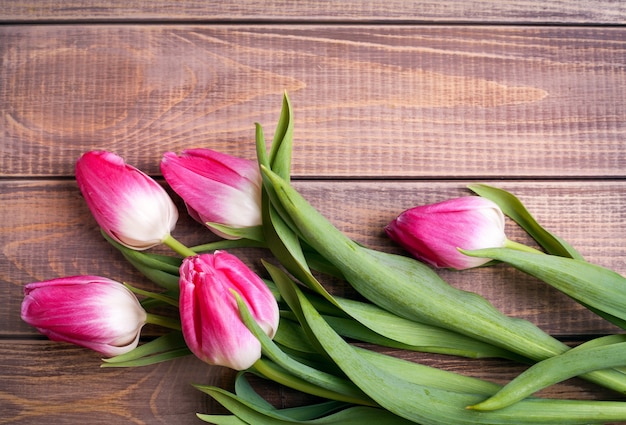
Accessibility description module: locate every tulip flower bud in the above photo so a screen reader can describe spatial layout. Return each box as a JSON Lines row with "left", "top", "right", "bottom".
{"left": 179, "top": 251, "right": 279, "bottom": 370}
{"left": 21, "top": 276, "right": 147, "bottom": 357}
{"left": 385, "top": 196, "right": 507, "bottom": 270}
{"left": 160, "top": 149, "right": 262, "bottom": 239}
{"left": 75, "top": 150, "right": 178, "bottom": 250}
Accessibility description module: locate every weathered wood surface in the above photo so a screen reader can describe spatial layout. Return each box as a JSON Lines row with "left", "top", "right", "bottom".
{"left": 2, "top": 26, "right": 625, "bottom": 178}
{"left": 1, "top": 0, "right": 625, "bottom": 24}
{"left": 2, "top": 340, "right": 624, "bottom": 424}
{"left": 3, "top": 180, "right": 625, "bottom": 337}
{"left": 2, "top": 1, "right": 626, "bottom": 424}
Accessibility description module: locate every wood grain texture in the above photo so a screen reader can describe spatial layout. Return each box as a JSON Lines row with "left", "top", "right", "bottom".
{"left": 3, "top": 3, "right": 626, "bottom": 422}
{"left": 4, "top": 180, "right": 625, "bottom": 338}
{"left": 1, "top": 0, "right": 625, "bottom": 24}
{"left": 0, "top": 340, "right": 624, "bottom": 425}
{"left": 0, "top": 340, "right": 235, "bottom": 424}
{"left": 2, "top": 25, "right": 625, "bottom": 178}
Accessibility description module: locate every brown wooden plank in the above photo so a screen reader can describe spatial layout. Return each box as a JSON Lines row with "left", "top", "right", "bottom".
{"left": 3, "top": 1, "right": 625, "bottom": 422}
{"left": 2, "top": 25, "right": 625, "bottom": 178}
{"left": 1, "top": 0, "right": 625, "bottom": 24}
{"left": 0, "top": 340, "right": 623, "bottom": 424}
{"left": 0, "top": 340, "right": 235, "bottom": 424}
{"left": 3, "top": 179, "right": 625, "bottom": 337}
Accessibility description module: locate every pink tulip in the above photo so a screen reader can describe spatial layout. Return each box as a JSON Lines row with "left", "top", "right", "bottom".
{"left": 21, "top": 276, "right": 147, "bottom": 357}
{"left": 385, "top": 196, "right": 507, "bottom": 270}
{"left": 160, "top": 148, "right": 262, "bottom": 239}
{"left": 179, "top": 251, "right": 279, "bottom": 370}
{"left": 75, "top": 150, "right": 178, "bottom": 250}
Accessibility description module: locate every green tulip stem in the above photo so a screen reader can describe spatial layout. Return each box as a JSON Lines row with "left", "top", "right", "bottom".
{"left": 123, "top": 283, "right": 179, "bottom": 307}
{"left": 163, "top": 234, "right": 197, "bottom": 258}
{"left": 145, "top": 313, "right": 182, "bottom": 331}
{"left": 503, "top": 239, "right": 545, "bottom": 255}
{"left": 191, "top": 239, "right": 266, "bottom": 252}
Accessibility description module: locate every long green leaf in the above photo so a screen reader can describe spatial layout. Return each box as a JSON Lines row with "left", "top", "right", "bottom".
{"left": 467, "top": 184, "right": 583, "bottom": 259}
{"left": 284, "top": 270, "right": 626, "bottom": 425}
{"left": 261, "top": 165, "right": 626, "bottom": 394}
{"left": 195, "top": 386, "right": 414, "bottom": 424}
{"left": 101, "top": 331, "right": 189, "bottom": 367}
{"left": 233, "top": 371, "right": 349, "bottom": 420}
{"left": 274, "top": 318, "right": 318, "bottom": 354}
{"left": 353, "top": 346, "right": 501, "bottom": 396}
{"left": 233, "top": 284, "right": 375, "bottom": 406}
{"left": 103, "top": 231, "right": 181, "bottom": 290}
{"left": 191, "top": 239, "right": 267, "bottom": 252}
{"left": 234, "top": 371, "right": 276, "bottom": 411}
{"left": 263, "top": 167, "right": 561, "bottom": 358}
{"left": 260, "top": 172, "right": 518, "bottom": 360}
{"left": 463, "top": 247, "right": 626, "bottom": 329}
{"left": 471, "top": 335, "right": 626, "bottom": 411}
{"left": 269, "top": 91, "right": 294, "bottom": 181}
{"left": 123, "top": 283, "right": 179, "bottom": 307}
{"left": 251, "top": 358, "right": 372, "bottom": 406}
{"left": 100, "top": 348, "right": 191, "bottom": 367}
{"left": 270, "top": 402, "right": 346, "bottom": 422}
{"left": 203, "top": 223, "right": 266, "bottom": 242}
{"left": 103, "top": 231, "right": 182, "bottom": 272}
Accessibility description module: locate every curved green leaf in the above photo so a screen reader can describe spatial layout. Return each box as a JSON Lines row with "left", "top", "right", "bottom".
{"left": 467, "top": 184, "right": 582, "bottom": 260}
{"left": 262, "top": 166, "right": 626, "bottom": 394}
{"left": 286, "top": 271, "right": 626, "bottom": 425}
{"left": 101, "top": 331, "right": 190, "bottom": 367}
{"left": 260, "top": 178, "right": 518, "bottom": 360}
{"left": 462, "top": 247, "right": 626, "bottom": 329}
{"left": 196, "top": 385, "right": 413, "bottom": 424}
{"left": 269, "top": 91, "right": 294, "bottom": 181}
{"left": 204, "top": 223, "right": 266, "bottom": 243}
{"left": 471, "top": 335, "right": 626, "bottom": 411}
{"left": 234, "top": 288, "right": 375, "bottom": 406}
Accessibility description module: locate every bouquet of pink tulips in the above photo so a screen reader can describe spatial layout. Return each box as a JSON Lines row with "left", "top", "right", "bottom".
{"left": 21, "top": 93, "right": 626, "bottom": 424}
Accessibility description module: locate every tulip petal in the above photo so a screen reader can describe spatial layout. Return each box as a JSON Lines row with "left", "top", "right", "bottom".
{"left": 385, "top": 197, "right": 506, "bottom": 269}
{"left": 179, "top": 252, "right": 279, "bottom": 370}
{"left": 21, "top": 276, "right": 147, "bottom": 357}
{"left": 161, "top": 149, "right": 262, "bottom": 238}
{"left": 75, "top": 150, "right": 178, "bottom": 250}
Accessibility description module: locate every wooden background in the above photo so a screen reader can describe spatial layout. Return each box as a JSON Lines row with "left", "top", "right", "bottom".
{"left": 1, "top": 1, "right": 625, "bottom": 423}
